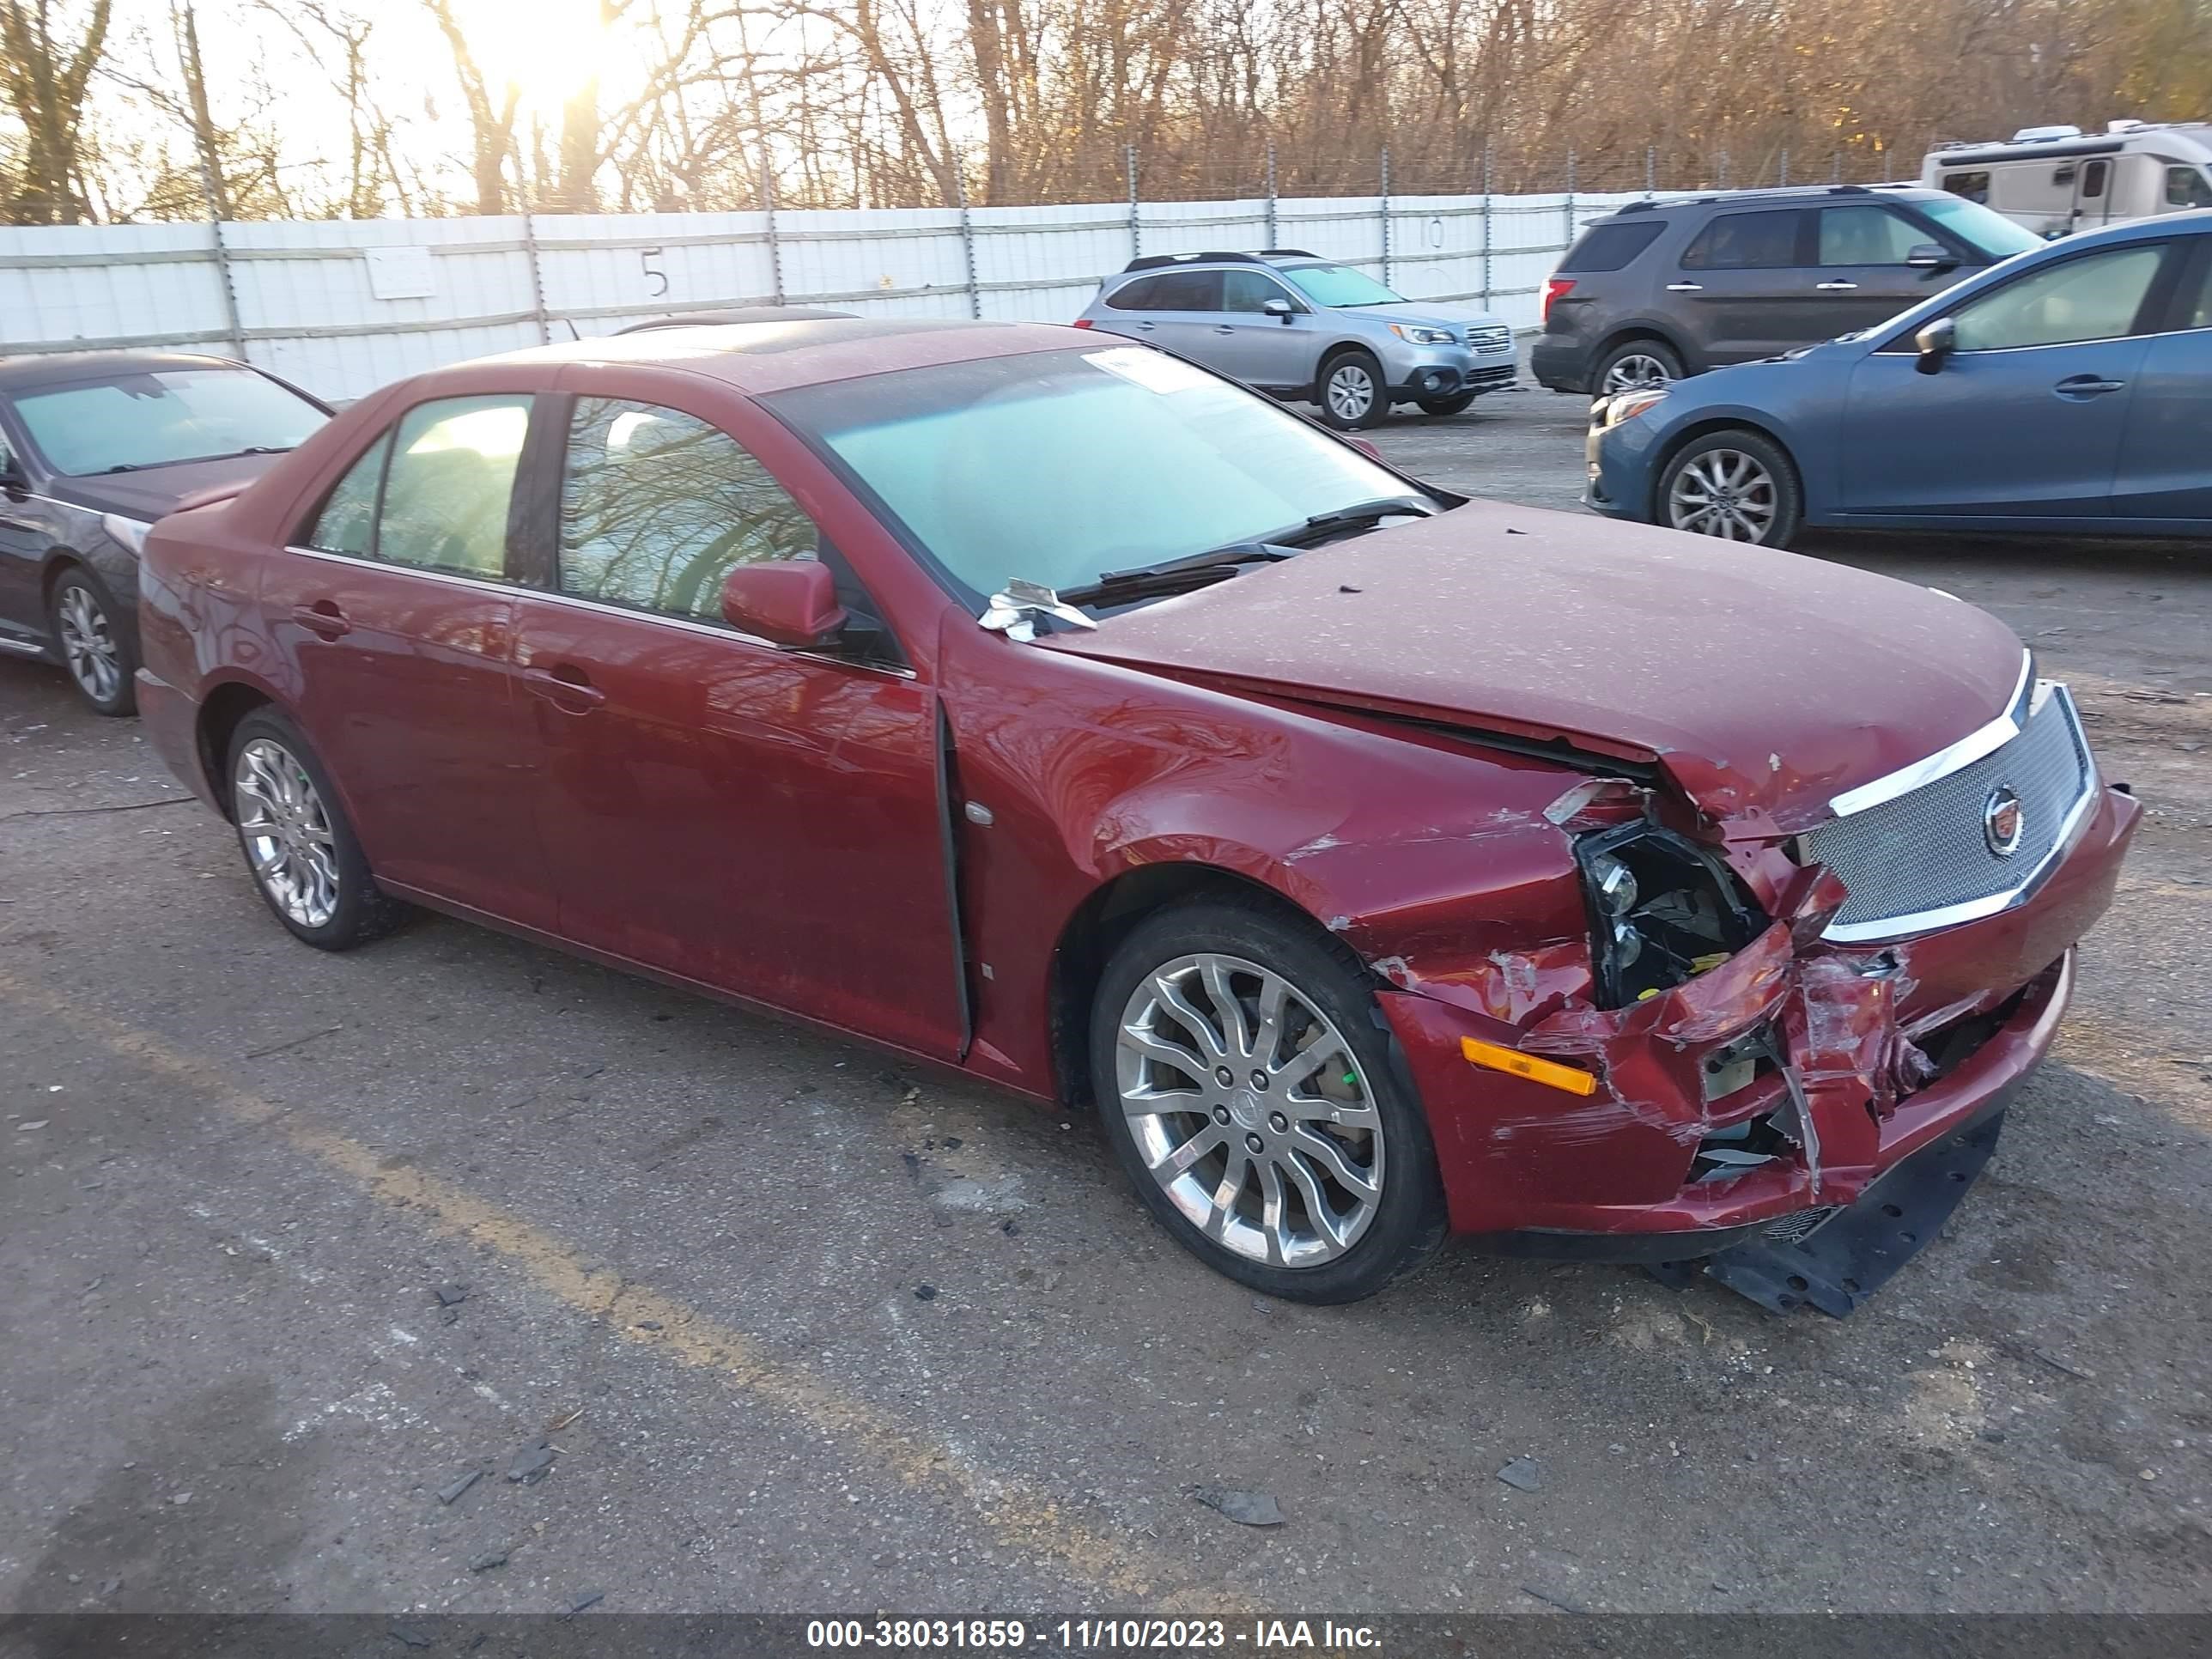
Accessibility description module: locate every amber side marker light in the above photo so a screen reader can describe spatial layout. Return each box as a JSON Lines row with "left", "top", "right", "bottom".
{"left": 1461, "top": 1036, "right": 1599, "bottom": 1097}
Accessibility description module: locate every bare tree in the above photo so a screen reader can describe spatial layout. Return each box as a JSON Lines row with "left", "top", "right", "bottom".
{"left": 0, "top": 0, "right": 114, "bottom": 222}
{"left": 425, "top": 0, "right": 520, "bottom": 212}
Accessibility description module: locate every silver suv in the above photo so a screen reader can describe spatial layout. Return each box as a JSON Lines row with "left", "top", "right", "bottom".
{"left": 1074, "top": 250, "right": 1517, "bottom": 428}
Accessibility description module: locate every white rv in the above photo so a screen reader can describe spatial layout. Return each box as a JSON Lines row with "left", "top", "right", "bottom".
{"left": 1922, "top": 120, "right": 2212, "bottom": 237}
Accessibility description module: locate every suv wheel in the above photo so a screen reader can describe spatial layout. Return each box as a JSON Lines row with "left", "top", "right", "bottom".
{"left": 1595, "top": 339, "right": 1682, "bottom": 396}
{"left": 1316, "top": 349, "right": 1387, "bottom": 430}
{"left": 1657, "top": 429, "right": 1802, "bottom": 548}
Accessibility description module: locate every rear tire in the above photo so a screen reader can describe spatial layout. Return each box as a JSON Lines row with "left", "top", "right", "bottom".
{"left": 1656, "top": 428, "right": 1803, "bottom": 548}
{"left": 227, "top": 708, "right": 407, "bottom": 951}
{"left": 1316, "top": 349, "right": 1388, "bottom": 430}
{"left": 1594, "top": 338, "right": 1683, "bottom": 397}
{"left": 1414, "top": 390, "right": 1478, "bottom": 417}
{"left": 46, "top": 566, "right": 137, "bottom": 716}
{"left": 1091, "top": 893, "right": 1447, "bottom": 1303}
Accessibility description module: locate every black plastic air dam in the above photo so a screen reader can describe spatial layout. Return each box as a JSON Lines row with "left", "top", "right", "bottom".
{"left": 1649, "top": 1106, "right": 2009, "bottom": 1316}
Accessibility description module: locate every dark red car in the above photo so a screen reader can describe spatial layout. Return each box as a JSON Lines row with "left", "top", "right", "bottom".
{"left": 136, "top": 319, "right": 2138, "bottom": 1307}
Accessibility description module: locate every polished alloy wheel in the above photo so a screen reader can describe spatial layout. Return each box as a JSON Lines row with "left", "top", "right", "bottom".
{"left": 1325, "top": 362, "right": 1377, "bottom": 423}
{"left": 1667, "top": 448, "right": 1778, "bottom": 542}
{"left": 234, "top": 738, "right": 341, "bottom": 929}
{"left": 1601, "top": 352, "right": 1673, "bottom": 394}
{"left": 56, "top": 584, "right": 123, "bottom": 705}
{"left": 1115, "top": 952, "right": 1384, "bottom": 1267}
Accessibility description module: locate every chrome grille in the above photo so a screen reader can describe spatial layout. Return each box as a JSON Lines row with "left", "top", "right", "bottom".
{"left": 1802, "top": 683, "right": 2094, "bottom": 940}
{"left": 1463, "top": 323, "right": 1513, "bottom": 353}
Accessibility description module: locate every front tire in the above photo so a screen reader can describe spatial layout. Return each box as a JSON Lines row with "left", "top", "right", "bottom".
{"left": 227, "top": 709, "right": 406, "bottom": 951}
{"left": 47, "top": 567, "right": 137, "bottom": 716}
{"left": 1091, "top": 895, "right": 1447, "bottom": 1303}
{"left": 1316, "top": 349, "right": 1388, "bottom": 430}
{"left": 1656, "top": 428, "right": 1803, "bottom": 548}
{"left": 1414, "top": 389, "right": 1478, "bottom": 417}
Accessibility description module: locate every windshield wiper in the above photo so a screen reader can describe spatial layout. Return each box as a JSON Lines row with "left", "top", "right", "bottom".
{"left": 1261, "top": 495, "right": 1437, "bottom": 548}
{"left": 1057, "top": 542, "right": 1292, "bottom": 607}
{"left": 94, "top": 445, "right": 296, "bottom": 477}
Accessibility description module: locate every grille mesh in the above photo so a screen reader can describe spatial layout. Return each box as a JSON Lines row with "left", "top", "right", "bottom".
{"left": 1802, "top": 685, "right": 2092, "bottom": 934}
{"left": 1464, "top": 324, "right": 1513, "bottom": 352}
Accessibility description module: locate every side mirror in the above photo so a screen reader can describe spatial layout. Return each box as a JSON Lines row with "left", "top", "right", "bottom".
{"left": 720, "top": 559, "right": 848, "bottom": 649}
{"left": 0, "top": 453, "right": 25, "bottom": 501}
{"left": 1905, "top": 243, "right": 1957, "bottom": 271}
{"left": 1262, "top": 297, "right": 1296, "bottom": 322}
{"left": 1914, "top": 316, "right": 1957, "bottom": 375}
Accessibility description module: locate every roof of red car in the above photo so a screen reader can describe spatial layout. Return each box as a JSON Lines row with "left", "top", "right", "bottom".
{"left": 472, "top": 317, "right": 1091, "bottom": 395}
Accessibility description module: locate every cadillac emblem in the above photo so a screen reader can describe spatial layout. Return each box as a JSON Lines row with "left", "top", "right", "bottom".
{"left": 1983, "top": 786, "right": 2026, "bottom": 857}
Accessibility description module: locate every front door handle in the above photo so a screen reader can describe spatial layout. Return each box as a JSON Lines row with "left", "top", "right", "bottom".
{"left": 1664, "top": 282, "right": 1703, "bottom": 292}
{"left": 2054, "top": 374, "right": 2127, "bottom": 398}
{"left": 1212, "top": 325, "right": 1236, "bottom": 334}
{"left": 1133, "top": 320, "right": 1157, "bottom": 331}
{"left": 1815, "top": 280, "right": 1859, "bottom": 290}
{"left": 522, "top": 665, "right": 606, "bottom": 712}
{"left": 290, "top": 601, "right": 350, "bottom": 639}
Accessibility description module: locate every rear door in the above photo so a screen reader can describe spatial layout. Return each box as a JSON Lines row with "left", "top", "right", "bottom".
{"left": 2112, "top": 237, "right": 2212, "bottom": 524}
{"left": 1668, "top": 208, "right": 1814, "bottom": 364}
{"left": 1838, "top": 239, "right": 2175, "bottom": 518}
{"left": 262, "top": 392, "right": 551, "bottom": 925}
{"left": 507, "top": 381, "right": 967, "bottom": 1059}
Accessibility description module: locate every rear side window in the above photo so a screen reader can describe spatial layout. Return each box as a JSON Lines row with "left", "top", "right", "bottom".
{"left": 1951, "top": 244, "right": 2166, "bottom": 350}
{"left": 1680, "top": 210, "right": 1803, "bottom": 270}
{"left": 1560, "top": 220, "right": 1664, "bottom": 272}
{"left": 376, "top": 396, "right": 532, "bottom": 578}
{"left": 558, "top": 397, "right": 817, "bottom": 625}
{"left": 1146, "top": 270, "right": 1221, "bottom": 310}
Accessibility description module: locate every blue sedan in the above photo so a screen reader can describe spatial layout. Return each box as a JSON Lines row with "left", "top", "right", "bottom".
{"left": 1586, "top": 209, "right": 2212, "bottom": 546}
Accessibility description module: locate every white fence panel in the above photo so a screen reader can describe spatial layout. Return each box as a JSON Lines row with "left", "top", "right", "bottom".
{"left": 0, "top": 187, "right": 1656, "bottom": 399}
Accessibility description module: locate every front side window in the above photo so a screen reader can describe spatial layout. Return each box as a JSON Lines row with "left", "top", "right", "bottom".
{"left": 1279, "top": 263, "right": 1402, "bottom": 307}
{"left": 11, "top": 367, "right": 325, "bottom": 478}
{"left": 1819, "top": 206, "right": 1929, "bottom": 265}
{"left": 1680, "top": 210, "right": 1802, "bottom": 270}
{"left": 1222, "top": 269, "right": 1294, "bottom": 313}
{"left": 2167, "top": 167, "right": 2212, "bottom": 210}
{"left": 306, "top": 434, "right": 389, "bottom": 556}
{"left": 559, "top": 398, "right": 817, "bottom": 624}
{"left": 767, "top": 345, "right": 1416, "bottom": 605}
{"left": 375, "top": 395, "right": 531, "bottom": 578}
{"left": 1950, "top": 245, "right": 2166, "bottom": 351}
{"left": 1942, "top": 170, "right": 1992, "bottom": 204}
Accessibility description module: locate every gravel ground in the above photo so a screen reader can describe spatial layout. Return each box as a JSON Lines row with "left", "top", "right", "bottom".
{"left": 3, "top": 376, "right": 2209, "bottom": 1620}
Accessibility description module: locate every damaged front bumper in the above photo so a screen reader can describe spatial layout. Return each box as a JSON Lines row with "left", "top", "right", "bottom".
{"left": 1376, "top": 781, "right": 2138, "bottom": 1293}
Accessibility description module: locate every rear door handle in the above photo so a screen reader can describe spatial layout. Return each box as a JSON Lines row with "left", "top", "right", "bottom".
{"left": 1133, "top": 320, "right": 1157, "bottom": 331}
{"left": 522, "top": 665, "right": 605, "bottom": 712}
{"left": 1815, "top": 281, "right": 1859, "bottom": 290}
{"left": 2054, "top": 374, "right": 2127, "bottom": 398}
{"left": 290, "top": 602, "right": 350, "bottom": 639}
{"left": 1212, "top": 325, "right": 1236, "bottom": 335}
{"left": 1664, "top": 283, "right": 1703, "bottom": 292}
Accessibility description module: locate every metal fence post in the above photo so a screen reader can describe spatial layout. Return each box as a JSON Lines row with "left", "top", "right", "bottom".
{"left": 1126, "top": 144, "right": 1141, "bottom": 261}
{"left": 519, "top": 181, "right": 550, "bottom": 344}
{"left": 1265, "top": 143, "right": 1278, "bottom": 251}
{"left": 1778, "top": 148, "right": 1790, "bottom": 187}
{"left": 761, "top": 157, "right": 786, "bottom": 305}
{"left": 1378, "top": 147, "right": 1391, "bottom": 287}
{"left": 197, "top": 155, "right": 247, "bottom": 362}
{"left": 951, "top": 162, "right": 981, "bottom": 320}
{"left": 1719, "top": 149, "right": 1730, "bottom": 191}
{"left": 1563, "top": 148, "right": 1577, "bottom": 253}
{"left": 1480, "top": 144, "right": 1492, "bottom": 307}
{"left": 1832, "top": 149, "right": 1843, "bottom": 184}
{"left": 1646, "top": 147, "right": 1656, "bottom": 194}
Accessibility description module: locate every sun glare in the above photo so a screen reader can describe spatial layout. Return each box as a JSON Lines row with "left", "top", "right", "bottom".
{"left": 459, "top": 0, "right": 616, "bottom": 107}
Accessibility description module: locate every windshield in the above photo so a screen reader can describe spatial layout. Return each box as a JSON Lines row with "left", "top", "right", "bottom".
{"left": 768, "top": 346, "right": 1420, "bottom": 603}
{"left": 1917, "top": 196, "right": 2044, "bottom": 261}
{"left": 1280, "top": 264, "right": 1404, "bottom": 308}
{"left": 12, "top": 367, "right": 326, "bottom": 476}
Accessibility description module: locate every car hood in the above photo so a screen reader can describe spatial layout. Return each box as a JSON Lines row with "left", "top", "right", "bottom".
{"left": 46, "top": 452, "right": 286, "bottom": 520}
{"left": 1335, "top": 301, "right": 1506, "bottom": 332}
{"left": 1042, "top": 499, "right": 2027, "bottom": 836}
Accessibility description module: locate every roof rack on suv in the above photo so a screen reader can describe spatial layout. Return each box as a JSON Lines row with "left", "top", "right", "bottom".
{"left": 1256, "top": 247, "right": 1319, "bottom": 258}
{"left": 1121, "top": 250, "right": 1281, "bottom": 273}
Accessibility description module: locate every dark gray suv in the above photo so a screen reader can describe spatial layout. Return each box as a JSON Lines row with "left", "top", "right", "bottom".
{"left": 1532, "top": 185, "right": 2045, "bottom": 396}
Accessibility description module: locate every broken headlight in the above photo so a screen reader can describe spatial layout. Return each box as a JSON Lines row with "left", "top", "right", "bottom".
{"left": 1576, "top": 823, "right": 1766, "bottom": 1007}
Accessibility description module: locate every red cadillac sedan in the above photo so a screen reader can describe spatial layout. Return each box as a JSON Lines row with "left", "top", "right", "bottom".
{"left": 136, "top": 319, "right": 2137, "bottom": 1308}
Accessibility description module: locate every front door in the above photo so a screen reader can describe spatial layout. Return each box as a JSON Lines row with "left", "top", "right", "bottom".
{"left": 2112, "top": 240, "right": 2212, "bottom": 524}
{"left": 263, "top": 392, "right": 550, "bottom": 926}
{"left": 1838, "top": 240, "right": 2173, "bottom": 518}
{"left": 1207, "top": 268, "right": 1313, "bottom": 390}
{"left": 1809, "top": 204, "right": 1968, "bottom": 336}
{"left": 510, "top": 387, "right": 967, "bottom": 1060}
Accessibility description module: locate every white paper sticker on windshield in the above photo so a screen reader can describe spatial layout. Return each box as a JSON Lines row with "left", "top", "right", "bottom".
{"left": 1085, "top": 345, "right": 1216, "bottom": 395}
